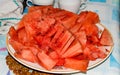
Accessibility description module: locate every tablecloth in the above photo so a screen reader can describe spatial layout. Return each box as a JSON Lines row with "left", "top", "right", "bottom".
{"left": 0, "top": 0, "right": 120, "bottom": 75}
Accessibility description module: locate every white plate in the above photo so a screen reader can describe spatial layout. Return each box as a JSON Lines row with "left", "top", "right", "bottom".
{"left": 6, "top": 24, "right": 113, "bottom": 74}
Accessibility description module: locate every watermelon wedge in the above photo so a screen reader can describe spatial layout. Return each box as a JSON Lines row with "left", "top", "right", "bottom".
{"left": 100, "top": 29, "right": 114, "bottom": 46}
{"left": 64, "top": 58, "right": 89, "bottom": 72}
{"left": 62, "top": 40, "right": 83, "bottom": 58}
{"left": 37, "top": 51, "right": 57, "bottom": 70}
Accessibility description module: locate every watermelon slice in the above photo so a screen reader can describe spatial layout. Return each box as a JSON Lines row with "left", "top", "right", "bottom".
{"left": 60, "top": 36, "right": 75, "bottom": 55}
{"left": 61, "top": 12, "right": 78, "bottom": 29}
{"left": 49, "top": 9, "right": 69, "bottom": 20}
{"left": 8, "top": 26, "right": 18, "bottom": 40}
{"left": 75, "top": 30, "right": 87, "bottom": 49}
{"left": 14, "top": 48, "right": 37, "bottom": 63}
{"left": 62, "top": 40, "right": 83, "bottom": 58}
{"left": 56, "top": 30, "right": 72, "bottom": 53}
{"left": 48, "top": 51, "right": 59, "bottom": 59}
{"left": 9, "top": 39, "right": 24, "bottom": 52}
{"left": 84, "top": 11, "right": 100, "bottom": 24}
{"left": 48, "top": 51, "right": 65, "bottom": 66}
{"left": 37, "top": 51, "right": 57, "bottom": 70}
{"left": 56, "top": 58, "right": 65, "bottom": 66}
{"left": 100, "top": 29, "right": 114, "bottom": 46}
{"left": 51, "top": 24, "right": 64, "bottom": 44}
{"left": 17, "top": 28, "right": 28, "bottom": 44}
{"left": 64, "top": 58, "right": 89, "bottom": 72}
{"left": 70, "top": 23, "right": 82, "bottom": 33}
{"left": 77, "top": 11, "right": 88, "bottom": 23}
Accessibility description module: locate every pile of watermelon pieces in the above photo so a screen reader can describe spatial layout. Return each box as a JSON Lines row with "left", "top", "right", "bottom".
{"left": 8, "top": 6, "right": 114, "bottom": 72}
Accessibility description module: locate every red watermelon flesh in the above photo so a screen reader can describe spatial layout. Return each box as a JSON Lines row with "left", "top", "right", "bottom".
{"left": 100, "top": 29, "right": 114, "bottom": 46}
{"left": 8, "top": 6, "right": 114, "bottom": 72}
{"left": 64, "top": 58, "right": 89, "bottom": 72}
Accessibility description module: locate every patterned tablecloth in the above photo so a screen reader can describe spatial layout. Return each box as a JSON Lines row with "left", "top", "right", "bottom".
{"left": 0, "top": 0, "right": 120, "bottom": 75}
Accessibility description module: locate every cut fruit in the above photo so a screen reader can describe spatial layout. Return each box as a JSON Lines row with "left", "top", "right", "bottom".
{"left": 75, "top": 30, "right": 87, "bottom": 49}
{"left": 70, "top": 23, "right": 82, "bottom": 33}
{"left": 8, "top": 6, "right": 114, "bottom": 72}
{"left": 100, "top": 29, "right": 114, "bottom": 46}
{"left": 60, "top": 36, "right": 75, "bottom": 55}
{"left": 9, "top": 39, "right": 24, "bottom": 52}
{"left": 62, "top": 40, "right": 83, "bottom": 58}
{"left": 50, "top": 23, "right": 64, "bottom": 43}
{"left": 8, "top": 26, "right": 18, "bottom": 40}
{"left": 61, "top": 12, "right": 78, "bottom": 29}
{"left": 17, "top": 28, "right": 28, "bottom": 44}
{"left": 14, "top": 48, "right": 36, "bottom": 63}
{"left": 56, "top": 30, "right": 72, "bottom": 53}
{"left": 37, "top": 51, "right": 57, "bottom": 70}
{"left": 48, "top": 51, "right": 59, "bottom": 59}
{"left": 56, "top": 58, "right": 65, "bottom": 66}
{"left": 64, "top": 58, "right": 89, "bottom": 72}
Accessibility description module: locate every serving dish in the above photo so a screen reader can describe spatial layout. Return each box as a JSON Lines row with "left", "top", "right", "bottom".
{"left": 6, "top": 23, "right": 113, "bottom": 74}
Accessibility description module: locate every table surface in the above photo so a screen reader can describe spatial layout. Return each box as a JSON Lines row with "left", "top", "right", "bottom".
{"left": 0, "top": 0, "right": 120, "bottom": 75}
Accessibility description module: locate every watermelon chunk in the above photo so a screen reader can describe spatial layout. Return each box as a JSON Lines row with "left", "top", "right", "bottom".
{"left": 84, "top": 11, "right": 100, "bottom": 24}
{"left": 17, "top": 28, "right": 28, "bottom": 44}
{"left": 8, "top": 26, "right": 18, "bottom": 40}
{"left": 60, "top": 36, "right": 75, "bottom": 55}
{"left": 9, "top": 39, "right": 24, "bottom": 52}
{"left": 100, "top": 29, "right": 114, "bottom": 46}
{"left": 56, "top": 58, "right": 65, "bottom": 66}
{"left": 48, "top": 51, "right": 65, "bottom": 66}
{"left": 50, "top": 24, "right": 64, "bottom": 46}
{"left": 80, "top": 22, "right": 99, "bottom": 36}
{"left": 75, "top": 30, "right": 87, "bottom": 49}
{"left": 87, "top": 35, "right": 99, "bottom": 44}
{"left": 64, "top": 58, "right": 89, "bottom": 72}
{"left": 14, "top": 48, "right": 37, "bottom": 63}
{"left": 97, "top": 46, "right": 109, "bottom": 58}
{"left": 56, "top": 30, "right": 72, "bottom": 53}
{"left": 48, "top": 51, "right": 59, "bottom": 59}
{"left": 37, "top": 51, "right": 57, "bottom": 70}
{"left": 61, "top": 12, "right": 78, "bottom": 29}
{"left": 77, "top": 11, "right": 88, "bottom": 23}
{"left": 84, "top": 44, "right": 109, "bottom": 60}
{"left": 62, "top": 40, "right": 83, "bottom": 58}
{"left": 74, "top": 53, "right": 88, "bottom": 60}
{"left": 70, "top": 23, "right": 82, "bottom": 33}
